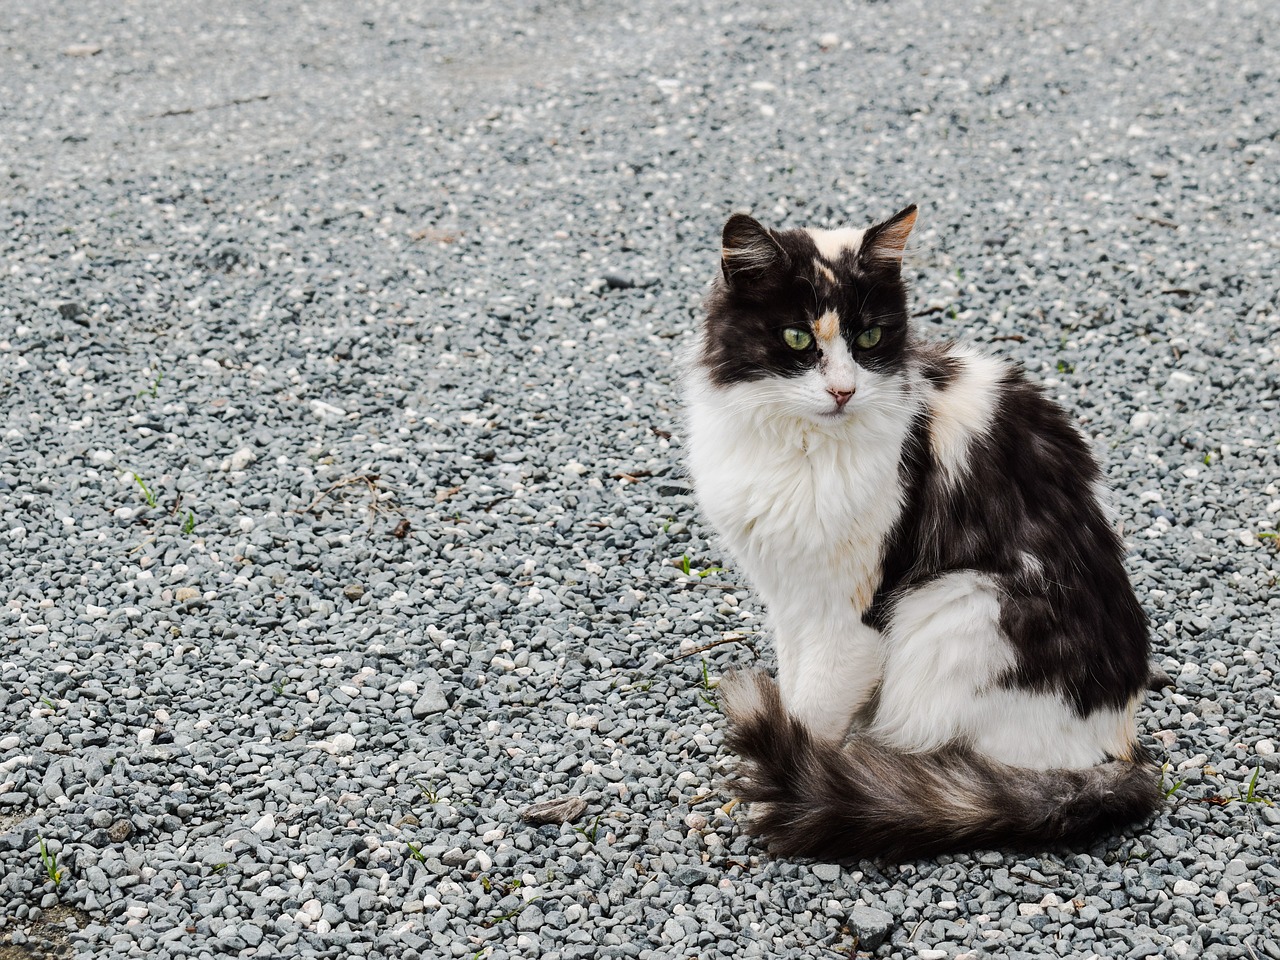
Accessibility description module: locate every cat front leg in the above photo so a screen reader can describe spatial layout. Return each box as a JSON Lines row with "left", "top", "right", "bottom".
{"left": 773, "top": 617, "right": 883, "bottom": 743}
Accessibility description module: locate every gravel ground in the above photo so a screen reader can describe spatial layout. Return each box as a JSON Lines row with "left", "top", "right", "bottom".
{"left": 2, "top": 1, "right": 1278, "bottom": 958}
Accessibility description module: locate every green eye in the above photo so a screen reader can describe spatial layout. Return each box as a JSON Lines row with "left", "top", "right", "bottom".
{"left": 854, "top": 326, "right": 882, "bottom": 349}
{"left": 782, "top": 327, "right": 813, "bottom": 351}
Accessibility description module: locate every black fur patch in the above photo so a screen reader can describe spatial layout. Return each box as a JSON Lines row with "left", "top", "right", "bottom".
{"left": 866, "top": 365, "right": 1150, "bottom": 716}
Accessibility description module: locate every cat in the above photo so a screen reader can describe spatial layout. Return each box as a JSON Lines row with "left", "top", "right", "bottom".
{"left": 683, "top": 205, "right": 1162, "bottom": 862}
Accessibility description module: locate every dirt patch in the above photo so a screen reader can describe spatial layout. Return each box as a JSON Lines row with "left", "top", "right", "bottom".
{"left": 0, "top": 906, "right": 93, "bottom": 960}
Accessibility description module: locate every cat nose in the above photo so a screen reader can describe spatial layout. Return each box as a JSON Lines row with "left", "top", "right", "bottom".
{"left": 827, "top": 387, "right": 854, "bottom": 408}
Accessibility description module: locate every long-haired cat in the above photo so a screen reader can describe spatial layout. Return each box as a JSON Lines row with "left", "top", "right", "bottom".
{"left": 685, "top": 205, "right": 1161, "bottom": 862}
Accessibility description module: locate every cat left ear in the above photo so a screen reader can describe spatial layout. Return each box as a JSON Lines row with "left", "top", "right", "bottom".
{"left": 859, "top": 204, "right": 918, "bottom": 268}
{"left": 721, "top": 213, "right": 789, "bottom": 287}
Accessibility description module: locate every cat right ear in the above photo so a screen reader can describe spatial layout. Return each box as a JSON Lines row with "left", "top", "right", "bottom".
{"left": 859, "top": 204, "right": 918, "bottom": 268}
{"left": 721, "top": 214, "right": 789, "bottom": 288}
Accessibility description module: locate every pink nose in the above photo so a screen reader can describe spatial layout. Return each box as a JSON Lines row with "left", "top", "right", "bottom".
{"left": 827, "top": 387, "right": 854, "bottom": 408}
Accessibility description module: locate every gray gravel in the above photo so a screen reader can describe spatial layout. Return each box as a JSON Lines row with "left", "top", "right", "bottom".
{"left": 2, "top": 1, "right": 1279, "bottom": 958}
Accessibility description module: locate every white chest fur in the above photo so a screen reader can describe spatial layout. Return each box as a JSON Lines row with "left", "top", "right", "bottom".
{"left": 688, "top": 403, "right": 908, "bottom": 618}
{"left": 686, "top": 381, "right": 914, "bottom": 738}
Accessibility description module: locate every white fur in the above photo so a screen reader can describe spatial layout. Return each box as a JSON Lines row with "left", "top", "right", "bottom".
{"left": 927, "top": 350, "right": 1006, "bottom": 487}
{"left": 686, "top": 342, "right": 917, "bottom": 740}
{"left": 806, "top": 227, "right": 865, "bottom": 262}
{"left": 872, "top": 572, "right": 1134, "bottom": 769}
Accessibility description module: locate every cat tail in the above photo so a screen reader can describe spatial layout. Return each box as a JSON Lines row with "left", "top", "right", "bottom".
{"left": 718, "top": 670, "right": 1161, "bottom": 863}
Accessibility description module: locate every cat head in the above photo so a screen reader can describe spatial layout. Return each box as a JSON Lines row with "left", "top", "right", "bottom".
{"left": 699, "top": 205, "right": 918, "bottom": 423}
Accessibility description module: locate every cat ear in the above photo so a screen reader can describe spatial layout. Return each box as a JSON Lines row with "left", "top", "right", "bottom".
{"left": 859, "top": 204, "right": 918, "bottom": 268}
{"left": 721, "top": 214, "right": 789, "bottom": 287}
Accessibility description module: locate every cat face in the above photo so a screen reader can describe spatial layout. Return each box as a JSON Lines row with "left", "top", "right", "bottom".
{"left": 700, "top": 206, "right": 917, "bottom": 423}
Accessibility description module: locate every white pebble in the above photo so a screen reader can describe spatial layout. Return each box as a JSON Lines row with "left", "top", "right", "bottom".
{"left": 322, "top": 733, "right": 357, "bottom": 754}
{"left": 252, "top": 813, "right": 275, "bottom": 837}
{"left": 1130, "top": 411, "right": 1155, "bottom": 429}
{"left": 1172, "top": 878, "right": 1200, "bottom": 896}
{"left": 309, "top": 399, "right": 346, "bottom": 419}
{"left": 1256, "top": 739, "right": 1275, "bottom": 756}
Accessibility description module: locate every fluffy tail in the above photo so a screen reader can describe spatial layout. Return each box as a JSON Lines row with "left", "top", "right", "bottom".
{"left": 719, "top": 671, "right": 1161, "bottom": 863}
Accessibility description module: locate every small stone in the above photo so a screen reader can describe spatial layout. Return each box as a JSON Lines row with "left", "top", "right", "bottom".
{"left": 310, "top": 399, "right": 346, "bottom": 419}
{"left": 412, "top": 684, "right": 448, "bottom": 718}
{"left": 520, "top": 796, "right": 587, "bottom": 826}
{"left": 1256, "top": 739, "right": 1275, "bottom": 756}
{"left": 175, "top": 587, "right": 200, "bottom": 602}
{"left": 1172, "top": 878, "right": 1200, "bottom": 896}
{"left": 673, "top": 865, "right": 710, "bottom": 886}
{"left": 57, "top": 302, "right": 90, "bottom": 325}
{"left": 321, "top": 733, "right": 357, "bottom": 755}
{"left": 343, "top": 583, "right": 364, "bottom": 600}
{"left": 63, "top": 44, "right": 102, "bottom": 57}
{"left": 1128, "top": 942, "right": 1162, "bottom": 959}
{"left": 812, "top": 862, "right": 840, "bottom": 883}
{"left": 107, "top": 820, "right": 133, "bottom": 843}
{"left": 441, "top": 847, "right": 470, "bottom": 867}
{"left": 849, "top": 905, "right": 893, "bottom": 951}
{"left": 300, "top": 900, "right": 322, "bottom": 922}
{"left": 252, "top": 813, "right": 275, "bottom": 838}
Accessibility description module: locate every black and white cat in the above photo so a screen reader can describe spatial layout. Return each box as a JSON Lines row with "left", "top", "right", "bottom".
{"left": 685, "top": 205, "right": 1161, "bottom": 861}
